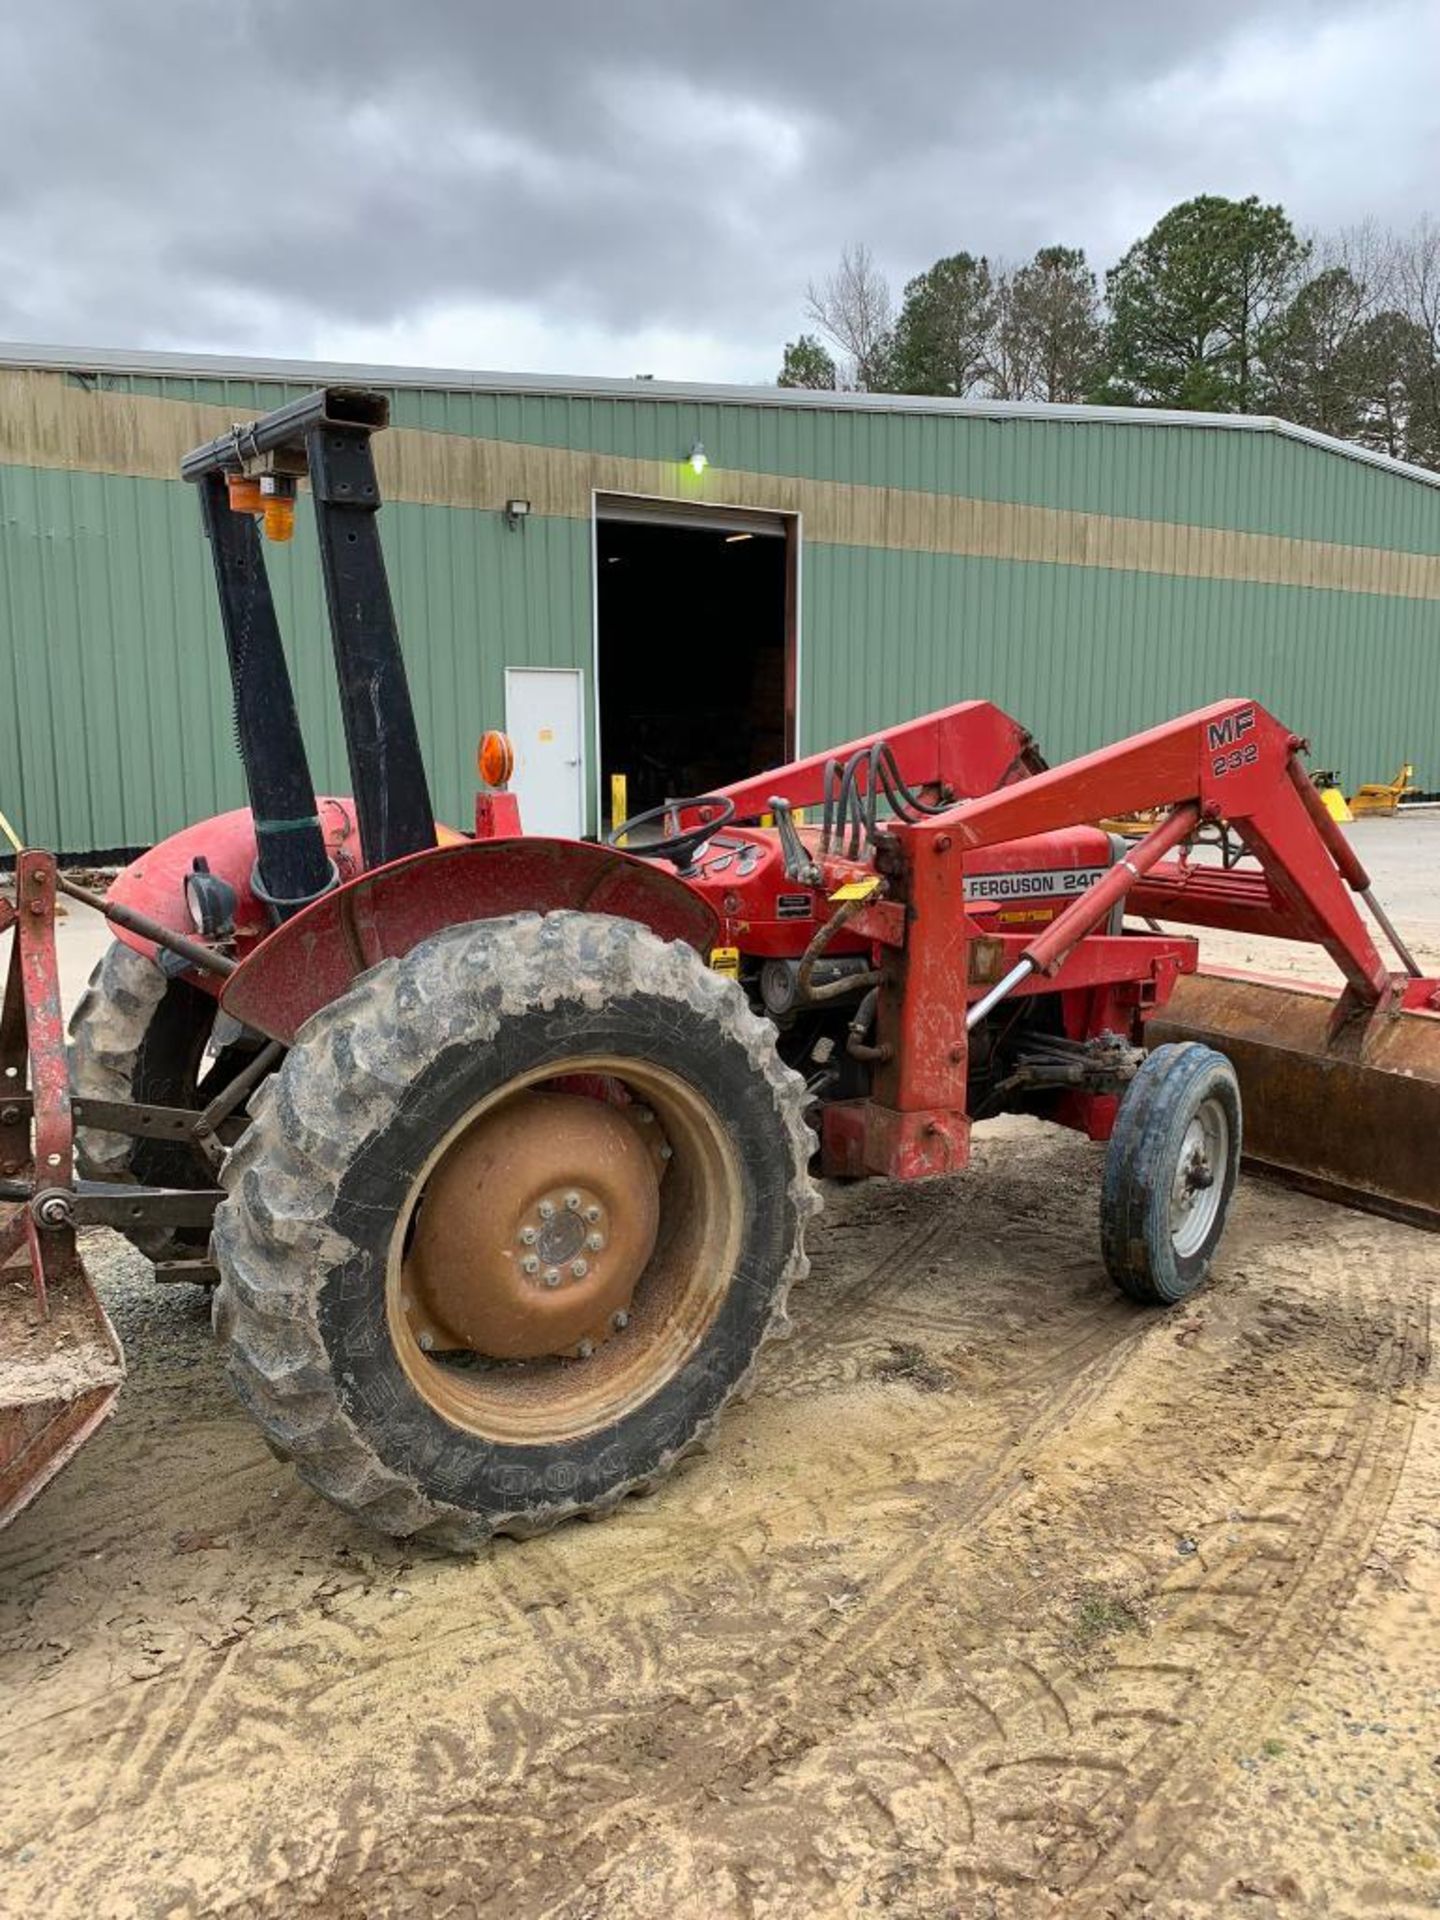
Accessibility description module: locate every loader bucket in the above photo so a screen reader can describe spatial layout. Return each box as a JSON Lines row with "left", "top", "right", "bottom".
{"left": 0, "top": 1226, "right": 124, "bottom": 1528}
{"left": 1148, "top": 970, "right": 1440, "bottom": 1232}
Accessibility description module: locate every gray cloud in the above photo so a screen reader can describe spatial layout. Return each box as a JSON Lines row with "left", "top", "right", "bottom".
{"left": 0, "top": 1, "right": 1435, "bottom": 377}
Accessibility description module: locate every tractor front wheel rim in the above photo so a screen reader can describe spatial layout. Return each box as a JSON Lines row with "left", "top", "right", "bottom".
{"left": 1169, "top": 1095, "right": 1229, "bottom": 1259}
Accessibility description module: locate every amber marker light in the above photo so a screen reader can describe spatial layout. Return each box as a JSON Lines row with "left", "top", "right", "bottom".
{"left": 227, "top": 474, "right": 264, "bottom": 514}
{"left": 478, "top": 729, "right": 516, "bottom": 789}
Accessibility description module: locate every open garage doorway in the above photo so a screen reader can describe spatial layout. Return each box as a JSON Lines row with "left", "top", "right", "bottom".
{"left": 594, "top": 496, "right": 797, "bottom": 831}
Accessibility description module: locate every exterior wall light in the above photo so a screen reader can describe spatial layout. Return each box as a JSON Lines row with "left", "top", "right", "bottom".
{"left": 688, "top": 442, "right": 709, "bottom": 474}
{"left": 504, "top": 497, "right": 531, "bottom": 530}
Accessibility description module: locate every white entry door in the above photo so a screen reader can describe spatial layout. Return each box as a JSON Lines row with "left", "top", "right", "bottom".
{"left": 504, "top": 668, "right": 585, "bottom": 838}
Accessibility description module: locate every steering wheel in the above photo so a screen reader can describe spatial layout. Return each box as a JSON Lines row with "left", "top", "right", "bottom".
{"left": 608, "top": 795, "right": 737, "bottom": 869}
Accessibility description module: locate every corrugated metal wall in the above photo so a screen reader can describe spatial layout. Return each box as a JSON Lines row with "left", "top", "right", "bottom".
{"left": 2, "top": 363, "right": 1438, "bottom": 854}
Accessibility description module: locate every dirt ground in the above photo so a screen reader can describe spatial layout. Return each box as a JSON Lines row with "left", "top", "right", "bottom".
{"left": 1, "top": 819, "right": 1437, "bottom": 1918}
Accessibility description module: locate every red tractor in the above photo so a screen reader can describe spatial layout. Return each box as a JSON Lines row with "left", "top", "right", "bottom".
{"left": 4, "top": 388, "right": 1438, "bottom": 1545}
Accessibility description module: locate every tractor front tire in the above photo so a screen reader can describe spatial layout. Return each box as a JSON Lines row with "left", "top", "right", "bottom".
{"left": 211, "top": 912, "right": 818, "bottom": 1547}
{"left": 1100, "top": 1041, "right": 1241, "bottom": 1305}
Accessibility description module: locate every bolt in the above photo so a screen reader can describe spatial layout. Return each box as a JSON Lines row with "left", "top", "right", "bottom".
{"left": 949, "top": 1044, "right": 964, "bottom": 1063}
{"left": 634, "top": 1108, "right": 654, "bottom": 1125}
{"left": 0, "top": 1106, "right": 18, "bottom": 1125}
{"left": 570, "top": 1258, "right": 588, "bottom": 1278}
{"left": 34, "top": 1192, "right": 72, "bottom": 1228}
{"left": 576, "top": 1340, "right": 594, "bottom": 1359}
{"left": 521, "top": 1254, "right": 540, "bottom": 1274}
{"left": 46, "top": 1152, "right": 61, "bottom": 1168}
{"left": 658, "top": 1142, "right": 673, "bottom": 1161}
{"left": 584, "top": 1204, "right": 601, "bottom": 1223}
{"left": 564, "top": 1191, "right": 581, "bottom": 1211}
{"left": 418, "top": 1331, "right": 434, "bottom": 1352}
{"left": 538, "top": 1200, "right": 556, "bottom": 1220}
{"left": 934, "top": 833, "right": 952, "bottom": 853}
{"left": 543, "top": 1267, "right": 561, "bottom": 1288}
{"left": 612, "top": 1310, "right": 629, "bottom": 1331}
{"left": 519, "top": 1226, "right": 538, "bottom": 1246}
{"left": 586, "top": 1232, "right": 604, "bottom": 1251}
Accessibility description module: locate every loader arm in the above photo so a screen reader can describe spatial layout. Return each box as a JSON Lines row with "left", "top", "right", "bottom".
{"left": 941, "top": 698, "right": 1392, "bottom": 1006}
{"left": 715, "top": 699, "right": 1043, "bottom": 818}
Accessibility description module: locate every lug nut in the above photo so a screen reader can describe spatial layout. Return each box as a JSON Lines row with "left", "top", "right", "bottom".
{"left": 564, "top": 1191, "right": 581, "bottom": 1212}
{"left": 543, "top": 1267, "right": 561, "bottom": 1288}
{"left": 586, "top": 1232, "right": 604, "bottom": 1251}
{"left": 584, "top": 1204, "right": 601, "bottom": 1223}
{"left": 612, "top": 1310, "right": 629, "bottom": 1331}
{"left": 539, "top": 1200, "right": 556, "bottom": 1220}
{"left": 570, "top": 1258, "right": 588, "bottom": 1278}
{"left": 521, "top": 1254, "right": 540, "bottom": 1274}
{"left": 576, "top": 1340, "right": 594, "bottom": 1359}
{"left": 418, "top": 1331, "right": 434, "bottom": 1352}
{"left": 658, "top": 1142, "right": 673, "bottom": 1161}
{"left": 519, "top": 1226, "right": 538, "bottom": 1246}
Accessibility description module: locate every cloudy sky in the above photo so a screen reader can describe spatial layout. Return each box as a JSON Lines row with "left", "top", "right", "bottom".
{"left": 1, "top": 1, "right": 1437, "bottom": 383}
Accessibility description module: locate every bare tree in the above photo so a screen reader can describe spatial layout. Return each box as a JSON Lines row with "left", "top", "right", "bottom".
{"left": 805, "top": 243, "right": 894, "bottom": 389}
{"left": 1262, "top": 225, "right": 1390, "bottom": 436}
{"left": 988, "top": 246, "right": 1103, "bottom": 402}
{"left": 1390, "top": 216, "right": 1440, "bottom": 464}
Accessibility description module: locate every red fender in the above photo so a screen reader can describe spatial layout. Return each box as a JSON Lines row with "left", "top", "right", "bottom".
{"left": 106, "top": 798, "right": 364, "bottom": 993}
{"left": 219, "top": 838, "right": 721, "bottom": 1045}
{"left": 104, "top": 799, "right": 470, "bottom": 995}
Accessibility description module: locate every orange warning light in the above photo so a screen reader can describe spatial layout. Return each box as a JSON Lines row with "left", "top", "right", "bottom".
{"left": 262, "top": 496, "right": 295, "bottom": 542}
{"left": 477, "top": 729, "right": 515, "bottom": 789}
{"left": 227, "top": 474, "right": 264, "bottom": 515}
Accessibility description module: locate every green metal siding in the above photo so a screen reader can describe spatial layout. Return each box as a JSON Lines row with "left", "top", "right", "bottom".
{"left": 4, "top": 369, "right": 1440, "bottom": 855}
{"left": 800, "top": 544, "right": 1439, "bottom": 787}
{"left": 94, "top": 369, "right": 1440, "bottom": 553}
{"left": 0, "top": 464, "right": 589, "bottom": 852}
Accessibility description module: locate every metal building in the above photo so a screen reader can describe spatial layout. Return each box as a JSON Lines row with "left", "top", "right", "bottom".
{"left": 2, "top": 342, "right": 1438, "bottom": 856}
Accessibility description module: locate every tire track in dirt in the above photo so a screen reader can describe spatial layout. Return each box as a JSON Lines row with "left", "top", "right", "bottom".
{"left": 1057, "top": 1262, "right": 1430, "bottom": 1914}
{"left": 3, "top": 1146, "right": 1432, "bottom": 1919}
{"left": 201, "top": 1207, "right": 1164, "bottom": 1915}
{"left": 343, "top": 1205, "right": 1430, "bottom": 1920}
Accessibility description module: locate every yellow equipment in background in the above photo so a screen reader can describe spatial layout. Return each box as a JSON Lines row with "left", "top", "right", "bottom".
{"left": 1307, "top": 770, "right": 1353, "bottom": 823}
{"left": 1349, "top": 763, "right": 1415, "bottom": 817}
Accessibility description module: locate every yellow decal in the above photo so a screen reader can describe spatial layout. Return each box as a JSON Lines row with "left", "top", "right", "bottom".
{"left": 995, "top": 906, "right": 1057, "bottom": 927}
{"left": 538, "top": 726, "right": 555, "bottom": 743}
{"left": 709, "top": 946, "right": 741, "bottom": 978}
{"left": 829, "top": 876, "right": 882, "bottom": 902}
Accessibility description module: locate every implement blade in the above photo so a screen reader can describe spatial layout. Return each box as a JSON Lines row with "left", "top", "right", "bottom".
{"left": 1148, "top": 971, "right": 1440, "bottom": 1232}
{"left": 0, "top": 1223, "right": 124, "bottom": 1529}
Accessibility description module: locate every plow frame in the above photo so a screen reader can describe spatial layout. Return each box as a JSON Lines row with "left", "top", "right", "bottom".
{"left": 0, "top": 852, "right": 244, "bottom": 1524}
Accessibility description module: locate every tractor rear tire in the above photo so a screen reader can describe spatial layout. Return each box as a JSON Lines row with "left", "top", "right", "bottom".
{"left": 211, "top": 911, "right": 818, "bottom": 1547}
{"left": 68, "top": 940, "right": 244, "bottom": 1265}
{"left": 1100, "top": 1041, "right": 1241, "bottom": 1306}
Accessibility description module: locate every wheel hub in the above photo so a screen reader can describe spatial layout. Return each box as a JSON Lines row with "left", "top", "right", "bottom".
{"left": 402, "top": 1091, "right": 662, "bottom": 1361}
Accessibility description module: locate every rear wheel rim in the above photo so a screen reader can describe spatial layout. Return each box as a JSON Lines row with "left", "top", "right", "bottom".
{"left": 1169, "top": 1093, "right": 1229, "bottom": 1259}
{"left": 385, "top": 1055, "right": 744, "bottom": 1446}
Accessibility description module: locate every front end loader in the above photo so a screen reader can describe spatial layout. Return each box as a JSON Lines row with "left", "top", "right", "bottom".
{"left": 3, "top": 387, "right": 1438, "bottom": 1544}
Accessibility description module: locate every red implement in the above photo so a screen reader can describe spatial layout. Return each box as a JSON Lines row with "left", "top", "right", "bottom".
{"left": 0, "top": 853, "right": 124, "bottom": 1527}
